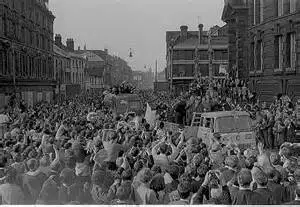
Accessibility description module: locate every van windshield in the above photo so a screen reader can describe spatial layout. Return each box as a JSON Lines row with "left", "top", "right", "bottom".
{"left": 215, "top": 115, "right": 251, "bottom": 133}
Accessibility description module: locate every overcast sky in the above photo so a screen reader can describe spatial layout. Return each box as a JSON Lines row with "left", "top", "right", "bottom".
{"left": 49, "top": 0, "right": 225, "bottom": 72}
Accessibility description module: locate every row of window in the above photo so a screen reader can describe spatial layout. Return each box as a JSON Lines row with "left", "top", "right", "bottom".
{"left": 249, "top": 32, "right": 296, "bottom": 72}
{"left": 253, "top": 0, "right": 297, "bottom": 25}
{"left": 172, "top": 64, "right": 226, "bottom": 77}
{"left": 0, "top": 17, "right": 52, "bottom": 51}
{"left": 90, "top": 76, "right": 103, "bottom": 85}
{"left": 172, "top": 50, "right": 228, "bottom": 61}
{"left": 4, "top": 0, "right": 53, "bottom": 31}
{"left": 0, "top": 50, "right": 54, "bottom": 79}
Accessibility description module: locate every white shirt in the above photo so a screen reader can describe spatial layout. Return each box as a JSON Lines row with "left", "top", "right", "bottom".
{"left": 0, "top": 114, "right": 9, "bottom": 125}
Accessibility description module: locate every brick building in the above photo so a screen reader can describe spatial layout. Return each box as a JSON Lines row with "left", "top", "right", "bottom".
{"left": 223, "top": 0, "right": 300, "bottom": 103}
{"left": 0, "top": 0, "right": 55, "bottom": 107}
{"left": 222, "top": 0, "right": 249, "bottom": 79}
{"left": 166, "top": 25, "right": 229, "bottom": 95}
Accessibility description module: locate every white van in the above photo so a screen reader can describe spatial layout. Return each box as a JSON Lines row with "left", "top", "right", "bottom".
{"left": 192, "top": 111, "right": 256, "bottom": 150}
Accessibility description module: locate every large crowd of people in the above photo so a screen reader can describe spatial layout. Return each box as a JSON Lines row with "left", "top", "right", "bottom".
{"left": 0, "top": 78, "right": 299, "bottom": 205}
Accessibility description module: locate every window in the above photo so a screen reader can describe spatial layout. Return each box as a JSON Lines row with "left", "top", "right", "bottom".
{"left": 278, "top": 0, "right": 283, "bottom": 16}
{"left": 256, "top": 40, "right": 263, "bottom": 71}
{"left": 253, "top": 0, "right": 256, "bottom": 25}
{"left": 274, "top": 35, "right": 283, "bottom": 70}
{"left": 290, "top": 0, "right": 296, "bottom": 13}
{"left": 286, "top": 32, "right": 296, "bottom": 70}
{"left": 249, "top": 42, "right": 255, "bottom": 72}
{"left": 260, "top": 0, "right": 264, "bottom": 23}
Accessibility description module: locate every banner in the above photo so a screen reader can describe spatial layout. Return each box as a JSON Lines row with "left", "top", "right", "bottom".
{"left": 145, "top": 103, "right": 157, "bottom": 128}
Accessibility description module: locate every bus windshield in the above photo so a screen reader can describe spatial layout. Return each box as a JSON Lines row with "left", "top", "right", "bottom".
{"left": 215, "top": 115, "right": 251, "bottom": 133}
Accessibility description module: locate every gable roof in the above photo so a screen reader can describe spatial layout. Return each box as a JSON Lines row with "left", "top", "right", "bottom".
{"left": 80, "top": 51, "right": 104, "bottom": 62}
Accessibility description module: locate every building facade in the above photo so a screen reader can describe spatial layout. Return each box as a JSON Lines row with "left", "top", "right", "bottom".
{"left": 166, "top": 25, "right": 229, "bottom": 95}
{"left": 132, "top": 69, "right": 154, "bottom": 90}
{"left": 54, "top": 34, "right": 86, "bottom": 98}
{"left": 53, "top": 44, "right": 71, "bottom": 100}
{"left": 248, "top": 0, "right": 300, "bottom": 102}
{"left": 222, "top": 0, "right": 249, "bottom": 79}
{"left": 79, "top": 50, "right": 105, "bottom": 93}
{"left": 223, "top": 0, "right": 300, "bottom": 103}
{"left": 0, "top": 0, "right": 55, "bottom": 107}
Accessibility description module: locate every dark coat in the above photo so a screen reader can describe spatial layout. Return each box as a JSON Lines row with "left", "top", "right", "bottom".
{"left": 232, "top": 189, "right": 262, "bottom": 205}
{"left": 254, "top": 188, "right": 274, "bottom": 205}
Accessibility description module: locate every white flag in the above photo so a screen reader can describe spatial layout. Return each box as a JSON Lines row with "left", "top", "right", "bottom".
{"left": 145, "top": 103, "right": 157, "bottom": 128}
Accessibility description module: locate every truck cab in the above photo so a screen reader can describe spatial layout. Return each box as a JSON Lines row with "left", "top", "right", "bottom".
{"left": 194, "top": 111, "right": 256, "bottom": 150}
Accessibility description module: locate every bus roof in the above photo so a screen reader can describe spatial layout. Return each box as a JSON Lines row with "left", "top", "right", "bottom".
{"left": 200, "top": 111, "right": 250, "bottom": 118}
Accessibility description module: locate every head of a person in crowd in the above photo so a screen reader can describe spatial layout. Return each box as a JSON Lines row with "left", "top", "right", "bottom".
{"left": 238, "top": 168, "right": 252, "bottom": 188}
{"left": 139, "top": 168, "right": 153, "bottom": 184}
{"left": 121, "top": 169, "right": 132, "bottom": 182}
{"left": 133, "top": 160, "right": 144, "bottom": 175}
{"left": 270, "top": 152, "right": 282, "bottom": 166}
{"left": 225, "top": 155, "right": 239, "bottom": 170}
{"left": 4, "top": 167, "right": 17, "bottom": 184}
{"left": 151, "top": 165, "right": 162, "bottom": 175}
{"left": 245, "top": 156, "right": 256, "bottom": 170}
{"left": 60, "top": 168, "right": 76, "bottom": 187}
{"left": 116, "top": 181, "right": 132, "bottom": 202}
{"left": 27, "top": 158, "right": 38, "bottom": 172}
{"left": 252, "top": 166, "right": 268, "bottom": 188}
{"left": 267, "top": 169, "right": 282, "bottom": 184}
{"left": 177, "top": 181, "right": 191, "bottom": 200}
{"left": 150, "top": 174, "right": 165, "bottom": 194}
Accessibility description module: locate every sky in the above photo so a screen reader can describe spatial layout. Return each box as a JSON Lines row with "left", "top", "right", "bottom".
{"left": 49, "top": 0, "right": 225, "bottom": 72}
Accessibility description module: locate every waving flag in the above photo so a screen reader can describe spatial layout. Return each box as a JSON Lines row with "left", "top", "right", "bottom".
{"left": 145, "top": 103, "right": 157, "bottom": 128}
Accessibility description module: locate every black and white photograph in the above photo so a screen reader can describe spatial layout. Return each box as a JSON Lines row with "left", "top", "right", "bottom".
{"left": 0, "top": 0, "right": 300, "bottom": 205}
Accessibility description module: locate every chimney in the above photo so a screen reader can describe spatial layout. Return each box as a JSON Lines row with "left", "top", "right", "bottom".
{"left": 66, "top": 38, "right": 74, "bottom": 51}
{"left": 55, "top": 34, "right": 62, "bottom": 46}
{"left": 198, "top": 24, "right": 204, "bottom": 44}
{"left": 84, "top": 44, "right": 87, "bottom": 51}
{"left": 78, "top": 46, "right": 81, "bottom": 51}
{"left": 104, "top": 48, "right": 108, "bottom": 54}
{"left": 180, "top": 25, "right": 188, "bottom": 41}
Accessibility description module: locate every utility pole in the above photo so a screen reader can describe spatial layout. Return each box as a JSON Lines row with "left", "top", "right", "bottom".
{"left": 155, "top": 59, "right": 158, "bottom": 83}
{"left": 208, "top": 29, "right": 213, "bottom": 82}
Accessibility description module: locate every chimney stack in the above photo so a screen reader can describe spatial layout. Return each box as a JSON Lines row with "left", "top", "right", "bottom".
{"left": 180, "top": 25, "right": 188, "bottom": 41}
{"left": 198, "top": 24, "right": 204, "bottom": 44}
{"left": 55, "top": 34, "right": 62, "bottom": 46}
{"left": 66, "top": 38, "right": 74, "bottom": 51}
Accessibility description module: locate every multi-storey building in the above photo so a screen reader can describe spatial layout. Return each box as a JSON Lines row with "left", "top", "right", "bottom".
{"left": 54, "top": 34, "right": 86, "bottom": 98}
{"left": 0, "top": 0, "right": 55, "bottom": 107}
{"left": 53, "top": 44, "right": 71, "bottom": 100}
{"left": 166, "top": 25, "right": 229, "bottom": 94}
{"left": 222, "top": 0, "right": 249, "bottom": 79}
{"left": 132, "top": 69, "right": 154, "bottom": 90}
{"left": 79, "top": 50, "right": 106, "bottom": 93}
{"left": 223, "top": 0, "right": 300, "bottom": 103}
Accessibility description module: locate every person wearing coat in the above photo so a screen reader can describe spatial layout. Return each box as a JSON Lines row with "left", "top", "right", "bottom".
{"left": 273, "top": 118, "right": 286, "bottom": 149}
